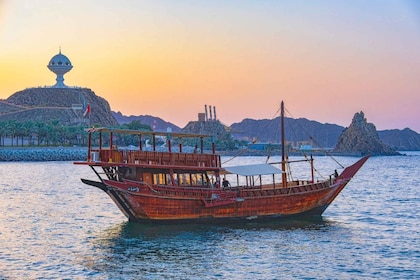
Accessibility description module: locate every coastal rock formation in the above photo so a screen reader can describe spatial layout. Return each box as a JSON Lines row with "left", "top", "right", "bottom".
{"left": 182, "top": 120, "right": 235, "bottom": 150}
{"left": 182, "top": 120, "right": 229, "bottom": 137}
{"left": 334, "top": 111, "right": 399, "bottom": 155}
{"left": 1, "top": 87, "right": 118, "bottom": 126}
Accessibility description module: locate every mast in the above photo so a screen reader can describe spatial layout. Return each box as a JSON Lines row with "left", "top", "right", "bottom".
{"left": 281, "top": 101, "right": 287, "bottom": 187}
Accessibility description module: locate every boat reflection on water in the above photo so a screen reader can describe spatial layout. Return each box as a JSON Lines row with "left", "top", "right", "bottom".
{"left": 81, "top": 217, "right": 341, "bottom": 277}
{"left": 94, "top": 216, "right": 336, "bottom": 243}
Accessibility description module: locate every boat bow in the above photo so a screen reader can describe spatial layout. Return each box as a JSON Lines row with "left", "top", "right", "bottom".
{"left": 337, "top": 156, "right": 370, "bottom": 181}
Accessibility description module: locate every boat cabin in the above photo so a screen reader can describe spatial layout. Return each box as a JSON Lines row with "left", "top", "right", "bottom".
{"left": 80, "top": 127, "right": 288, "bottom": 191}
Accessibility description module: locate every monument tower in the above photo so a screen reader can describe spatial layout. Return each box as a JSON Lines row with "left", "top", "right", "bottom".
{"left": 47, "top": 48, "right": 73, "bottom": 87}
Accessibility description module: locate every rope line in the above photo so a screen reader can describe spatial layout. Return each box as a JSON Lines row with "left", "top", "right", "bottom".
{"left": 222, "top": 106, "right": 280, "bottom": 165}
{"left": 284, "top": 107, "right": 345, "bottom": 169}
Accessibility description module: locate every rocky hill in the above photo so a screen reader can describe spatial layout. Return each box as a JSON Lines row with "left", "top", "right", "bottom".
{"left": 182, "top": 120, "right": 235, "bottom": 150}
{"left": 1, "top": 87, "right": 118, "bottom": 126}
{"left": 334, "top": 111, "right": 399, "bottom": 155}
{"left": 378, "top": 128, "right": 420, "bottom": 151}
{"left": 230, "top": 117, "right": 343, "bottom": 148}
{"left": 182, "top": 120, "right": 229, "bottom": 137}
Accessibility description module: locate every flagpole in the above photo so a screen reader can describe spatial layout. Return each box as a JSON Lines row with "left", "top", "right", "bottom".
{"left": 83, "top": 104, "right": 91, "bottom": 126}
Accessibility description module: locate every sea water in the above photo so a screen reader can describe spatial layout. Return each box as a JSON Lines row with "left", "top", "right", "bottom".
{"left": 0, "top": 153, "right": 419, "bottom": 279}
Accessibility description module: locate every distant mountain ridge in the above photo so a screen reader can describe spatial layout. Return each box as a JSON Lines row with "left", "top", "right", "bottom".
{"left": 112, "top": 111, "right": 420, "bottom": 151}
{"left": 229, "top": 117, "right": 344, "bottom": 148}
{"left": 378, "top": 129, "right": 420, "bottom": 151}
{"left": 112, "top": 111, "right": 181, "bottom": 132}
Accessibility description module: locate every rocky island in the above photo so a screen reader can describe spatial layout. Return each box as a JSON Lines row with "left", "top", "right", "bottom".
{"left": 334, "top": 111, "right": 400, "bottom": 156}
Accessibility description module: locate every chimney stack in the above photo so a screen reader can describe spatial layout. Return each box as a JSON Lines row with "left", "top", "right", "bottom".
{"left": 204, "top": 105, "right": 208, "bottom": 121}
{"left": 209, "top": 105, "right": 213, "bottom": 121}
{"left": 213, "top": 106, "right": 217, "bottom": 121}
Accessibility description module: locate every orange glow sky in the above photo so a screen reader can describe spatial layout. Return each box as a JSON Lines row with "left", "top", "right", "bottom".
{"left": 0, "top": 1, "right": 419, "bottom": 132}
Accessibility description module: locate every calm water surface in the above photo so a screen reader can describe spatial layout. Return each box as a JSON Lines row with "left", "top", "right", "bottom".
{"left": 0, "top": 153, "right": 419, "bottom": 279}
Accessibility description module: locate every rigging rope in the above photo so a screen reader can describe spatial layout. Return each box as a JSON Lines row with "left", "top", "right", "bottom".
{"left": 222, "top": 107, "right": 281, "bottom": 165}
{"left": 221, "top": 138, "right": 256, "bottom": 164}
{"left": 284, "top": 107, "right": 345, "bottom": 169}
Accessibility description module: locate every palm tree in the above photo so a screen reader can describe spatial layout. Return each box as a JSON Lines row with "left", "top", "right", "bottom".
{"left": 34, "top": 121, "right": 48, "bottom": 146}
{"left": 20, "top": 121, "right": 33, "bottom": 146}
{"left": 6, "top": 120, "right": 19, "bottom": 147}
{"left": 0, "top": 121, "right": 7, "bottom": 146}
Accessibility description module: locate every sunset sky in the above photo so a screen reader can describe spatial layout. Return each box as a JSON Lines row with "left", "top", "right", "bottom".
{"left": 0, "top": 0, "right": 419, "bottom": 132}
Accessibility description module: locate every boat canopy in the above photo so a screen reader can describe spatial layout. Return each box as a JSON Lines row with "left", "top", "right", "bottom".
{"left": 222, "top": 164, "right": 284, "bottom": 176}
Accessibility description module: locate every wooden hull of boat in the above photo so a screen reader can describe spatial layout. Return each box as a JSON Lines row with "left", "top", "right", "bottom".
{"left": 95, "top": 180, "right": 347, "bottom": 223}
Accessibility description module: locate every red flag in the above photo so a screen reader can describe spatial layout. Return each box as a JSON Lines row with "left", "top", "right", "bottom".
{"left": 83, "top": 104, "right": 91, "bottom": 117}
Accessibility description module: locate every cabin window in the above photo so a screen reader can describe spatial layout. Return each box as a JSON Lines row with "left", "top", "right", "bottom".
{"left": 192, "top": 173, "right": 208, "bottom": 186}
{"left": 173, "top": 172, "right": 210, "bottom": 187}
{"left": 179, "top": 173, "right": 189, "bottom": 185}
{"left": 153, "top": 173, "right": 168, "bottom": 185}
{"left": 190, "top": 174, "right": 199, "bottom": 185}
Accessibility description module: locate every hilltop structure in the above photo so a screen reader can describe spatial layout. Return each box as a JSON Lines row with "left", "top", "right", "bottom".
{"left": 47, "top": 48, "right": 73, "bottom": 87}
{"left": 0, "top": 49, "right": 118, "bottom": 126}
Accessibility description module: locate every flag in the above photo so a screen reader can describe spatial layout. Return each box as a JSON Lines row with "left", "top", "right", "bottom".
{"left": 83, "top": 104, "right": 91, "bottom": 117}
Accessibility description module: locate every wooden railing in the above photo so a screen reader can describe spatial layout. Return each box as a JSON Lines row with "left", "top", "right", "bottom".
{"left": 90, "top": 149, "right": 221, "bottom": 168}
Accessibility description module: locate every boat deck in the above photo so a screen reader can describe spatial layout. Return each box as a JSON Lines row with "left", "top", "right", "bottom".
{"left": 89, "top": 149, "right": 221, "bottom": 168}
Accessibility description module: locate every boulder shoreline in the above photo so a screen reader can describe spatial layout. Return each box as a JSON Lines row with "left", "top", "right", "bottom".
{"left": 0, "top": 147, "right": 87, "bottom": 162}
